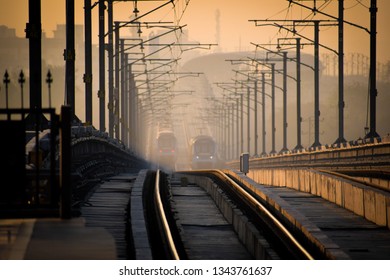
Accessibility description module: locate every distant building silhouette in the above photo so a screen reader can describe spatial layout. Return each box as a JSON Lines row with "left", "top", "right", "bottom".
{"left": 0, "top": 24, "right": 86, "bottom": 71}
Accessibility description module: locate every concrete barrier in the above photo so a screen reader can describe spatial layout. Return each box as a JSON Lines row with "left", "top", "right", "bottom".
{"left": 129, "top": 169, "right": 153, "bottom": 260}
{"left": 244, "top": 168, "right": 390, "bottom": 229}
{"left": 184, "top": 175, "right": 279, "bottom": 259}
{"left": 224, "top": 170, "right": 351, "bottom": 259}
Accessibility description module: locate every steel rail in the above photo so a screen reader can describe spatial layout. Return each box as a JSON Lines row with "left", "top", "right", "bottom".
{"left": 154, "top": 169, "right": 180, "bottom": 260}
{"left": 187, "top": 169, "right": 314, "bottom": 260}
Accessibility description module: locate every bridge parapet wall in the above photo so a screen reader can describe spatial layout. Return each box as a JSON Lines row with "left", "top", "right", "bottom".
{"left": 243, "top": 168, "right": 390, "bottom": 230}
{"left": 228, "top": 141, "right": 390, "bottom": 171}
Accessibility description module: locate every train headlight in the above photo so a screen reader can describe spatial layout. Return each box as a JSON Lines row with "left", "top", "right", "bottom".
{"left": 210, "top": 156, "right": 214, "bottom": 159}
{"left": 195, "top": 156, "right": 199, "bottom": 159}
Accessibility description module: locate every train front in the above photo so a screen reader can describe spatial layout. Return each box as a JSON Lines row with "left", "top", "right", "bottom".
{"left": 190, "top": 135, "right": 218, "bottom": 169}
{"left": 157, "top": 131, "right": 177, "bottom": 170}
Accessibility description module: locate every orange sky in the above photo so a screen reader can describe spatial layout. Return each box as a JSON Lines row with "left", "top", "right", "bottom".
{"left": 0, "top": 0, "right": 389, "bottom": 61}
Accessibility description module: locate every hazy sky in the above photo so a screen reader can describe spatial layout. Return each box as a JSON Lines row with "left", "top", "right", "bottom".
{"left": 0, "top": 0, "right": 389, "bottom": 61}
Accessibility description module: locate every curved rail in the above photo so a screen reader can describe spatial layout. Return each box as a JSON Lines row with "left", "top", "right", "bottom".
{"left": 154, "top": 169, "right": 180, "bottom": 260}
{"left": 183, "top": 169, "right": 314, "bottom": 260}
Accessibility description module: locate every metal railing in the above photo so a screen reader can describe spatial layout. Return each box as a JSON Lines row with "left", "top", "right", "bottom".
{"left": 0, "top": 108, "right": 60, "bottom": 215}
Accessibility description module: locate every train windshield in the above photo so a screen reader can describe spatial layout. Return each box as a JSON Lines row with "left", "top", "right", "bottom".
{"left": 158, "top": 135, "right": 176, "bottom": 148}
{"left": 195, "top": 140, "right": 215, "bottom": 154}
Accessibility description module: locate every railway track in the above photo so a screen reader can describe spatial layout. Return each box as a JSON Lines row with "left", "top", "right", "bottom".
{"left": 144, "top": 169, "right": 314, "bottom": 259}
{"left": 143, "top": 170, "right": 183, "bottom": 259}
{"left": 146, "top": 168, "right": 390, "bottom": 260}
{"left": 80, "top": 174, "right": 137, "bottom": 259}
{"left": 176, "top": 170, "right": 315, "bottom": 259}
{"left": 79, "top": 167, "right": 390, "bottom": 260}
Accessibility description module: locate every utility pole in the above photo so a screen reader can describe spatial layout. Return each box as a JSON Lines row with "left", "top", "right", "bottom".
{"left": 240, "top": 92, "right": 244, "bottom": 154}
{"left": 292, "top": 38, "right": 303, "bottom": 150}
{"left": 249, "top": 44, "right": 303, "bottom": 153}
{"left": 366, "top": 0, "right": 380, "bottom": 140}
{"left": 26, "top": 0, "right": 42, "bottom": 111}
{"left": 124, "top": 52, "right": 129, "bottom": 145}
{"left": 84, "top": 0, "right": 92, "bottom": 125}
{"left": 236, "top": 96, "right": 240, "bottom": 159}
{"left": 251, "top": 18, "right": 338, "bottom": 149}
{"left": 236, "top": 59, "right": 278, "bottom": 154}
{"left": 313, "top": 20, "right": 321, "bottom": 148}
{"left": 98, "top": 0, "right": 105, "bottom": 132}
{"left": 214, "top": 82, "right": 245, "bottom": 158}
{"left": 130, "top": 72, "right": 137, "bottom": 153}
{"left": 261, "top": 72, "right": 266, "bottom": 156}
{"left": 335, "top": 0, "right": 346, "bottom": 145}
{"left": 280, "top": 51, "right": 288, "bottom": 153}
{"left": 254, "top": 78, "right": 258, "bottom": 157}
{"left": 120, "top": 39, "right": 125, "bottom": 143}
{"left": 108, "top": 0, "right": 114, "bottom": 137}
{"left": 247, "top": 60, "right": 276, "bottom": 154}
{"left": 247, "top": 83, "right": 250, "bottom": 154}
{"left": 287, "top": 0, "right": 377, "bottom": 142}
{"left": 65, "top": 0, "right": 75, "bottom": 117}
{"left": 227, "top": 104, "right": 231, "bottom": 160}
{"left": 22, "top": 0, "right": 44, "bottom": 135}
{"left": 114, "top": 21, "right": 120, "bottom": 139}
{"left": 274, "top": 38, "right": 305, "bottom": 151}
{"left": 124, "top": 58, "right": 129, "bottom": 147}
{"left": 270, "top": 63, "right": 276, "bottom": 154}
{"left": 231, "top": 102, "right": 236, "bottom": 160}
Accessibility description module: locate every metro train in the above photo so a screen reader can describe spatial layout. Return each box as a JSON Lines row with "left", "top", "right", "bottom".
{"left": 156, "top": 130, "right": 177, "bottom": 170}
{"left": 189, "top": 135, "right": 219, "bottom": 169}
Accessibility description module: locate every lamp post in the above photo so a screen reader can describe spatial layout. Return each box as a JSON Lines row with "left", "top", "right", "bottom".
{"left": 3, "top": 71, "right": 10, "bottom": 111}
{"left": 18, "top": 70, "right": 25, "bottom": 110}
{"left": 46, "top": 70, "right": 53, "bottom": 108}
